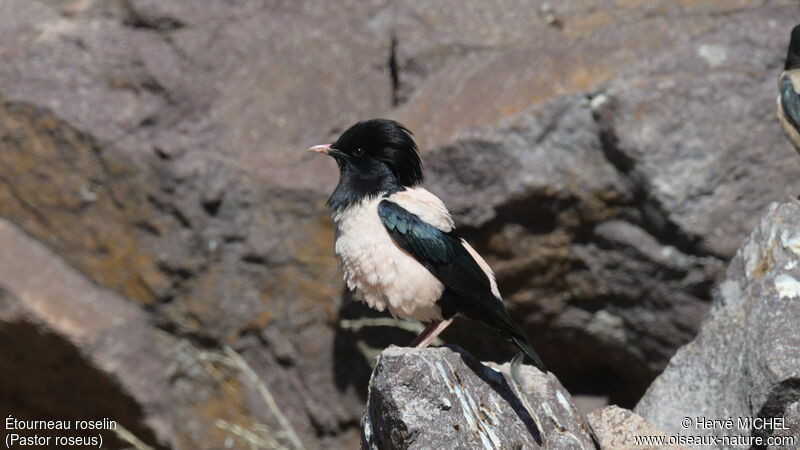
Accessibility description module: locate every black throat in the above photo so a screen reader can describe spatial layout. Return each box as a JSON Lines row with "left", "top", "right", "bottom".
{"left": 326, "top": 162, "right": 404, "bottom": 215}
{"left": 787, "top": 51, "right": 800, "bottom": 71}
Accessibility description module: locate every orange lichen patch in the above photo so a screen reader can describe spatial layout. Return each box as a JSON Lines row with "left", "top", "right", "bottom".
{"left": 563, "top": 10, "right": 615, "bottom": 37}
{"left": 168, "top": 343, "right": 305, "bottom": 449}
{"left": 170, "top": 269, "right": 223, "bottom": 331}
{"left": 675, "top": 0, "right": 753, "bottom": 10}
{"left": 235, "top": 210, "right": 342, "bottom": 334}
{"left": 633, "top": 102, "right": 655, "bottom": 121}
{"left": 243, "top": 307, "right": 273, "bottom": 334}
{"left": 291, "top": 212, "right": 337, "bottom": 267}
{"left": 266, "top": 262, "right": 341, "bottom": 325}
{"left": 396, "top": 34, "right": 647, "bottom": 151}
{"left": 493, "top": 240, "right": 573, "bottom": 296}
{"left": 583, "top": 190, "right": 624, "bottom": 219}
{"left": 285, "top": 214, "right": 342, "bottom": 312}
{"left": 395, "top": 0, "right": 755, "bottom": 152}
{"left": 566, "top": 65, "right": 612, "bottom": 93}
{"left": 614, "top": 0, "right": 653, "bottom": 7}
{"left": 562, "top": 0, "right": 755, "bottom": 39}
{"left": 0, "top": 219, "right": 144, "bottom": 344}
{"left": 0, "top": 101, "right": 167, "bottom": 304}
{"left": 181, "top": 374, "right": 256, "bottom": 448}
{"left": 753, "top": 246, "right": 775, "bottom": 279}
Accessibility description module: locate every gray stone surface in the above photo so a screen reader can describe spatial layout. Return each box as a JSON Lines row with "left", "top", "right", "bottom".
{"left": 636, "top": 201, "right": 800, "bottom": 445}
{"left": 1, "top": 0, "right": 800, "bottom": 448}
{"left": 361, "top": 346, "right": 594, "bottom": 449}
{"left": 0, "top": 217, "right": 318, "bottom": 449}
{"left": 769, "top": 401, "right": 800, "bottom": 449}
{"left": 595, "top": 7, "right": 800, "bottom": 258}
{"left": 0, "top": 218, "right": 183, "bottom": 449}
{"left": 588, "top": 406, "right": 687, "bottom": 450}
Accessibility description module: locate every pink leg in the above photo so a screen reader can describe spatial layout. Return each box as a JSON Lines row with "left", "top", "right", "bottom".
{"left": 409, "top": 318, "right": 454, "bottom": 348}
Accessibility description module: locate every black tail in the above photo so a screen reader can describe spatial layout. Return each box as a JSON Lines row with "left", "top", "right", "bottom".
{"left": 446, "top": 287, "right": 547, "bottom": 372}
{"left": 490, "top": 302, "right": 547, "bottom": 372}
{"left": 511, "top": 336, "right": 546, "bottom": 372}
{"left": 477, "top": 297, "right": 547, "bottom": 371}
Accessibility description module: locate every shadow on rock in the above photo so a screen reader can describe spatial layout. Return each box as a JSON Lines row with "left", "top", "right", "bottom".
{"left": 450, "top": 346, "right": 543, "bottom": 445}
{"left": 0, "top": 318, "right": 163, "bottom": 449}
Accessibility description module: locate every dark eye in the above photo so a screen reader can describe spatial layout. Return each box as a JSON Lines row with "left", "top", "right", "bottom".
{"left": 352, "top": 147, "right": 364, "bottom": 157}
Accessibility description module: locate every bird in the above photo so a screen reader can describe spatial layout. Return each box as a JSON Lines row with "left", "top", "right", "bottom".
{"left": 777, "top": 24, "right": 800, "bottom": 155}
{"left": 308, "top": 118, "right": 546, "bottom": 371}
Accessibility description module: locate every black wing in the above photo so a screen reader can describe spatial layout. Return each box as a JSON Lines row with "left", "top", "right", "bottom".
{"left": 378, "top": 200, "right": 546, "bottom": 370}
{"left": 781, "top": 76, "right": 800, "bottom": 130}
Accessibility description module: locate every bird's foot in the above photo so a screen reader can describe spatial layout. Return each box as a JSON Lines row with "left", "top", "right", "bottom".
{"left": 409, "top": 318, "right": 453, "bottom": 348}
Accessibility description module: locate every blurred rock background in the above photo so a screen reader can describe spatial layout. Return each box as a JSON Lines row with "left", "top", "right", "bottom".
{"left": 1, "top": 0, "right": 799, "bottom": 448}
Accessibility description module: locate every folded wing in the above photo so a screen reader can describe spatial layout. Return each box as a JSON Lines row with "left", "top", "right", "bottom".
{"left": 378, "top": 199, "right": 546, "bottom": 370}
{"left": 781, "top": 76, "right": 800, "bottom": 129}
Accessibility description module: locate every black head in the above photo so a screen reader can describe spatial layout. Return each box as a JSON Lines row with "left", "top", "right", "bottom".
{"left": 330, "top": 119, "right": 423, "bottom": 186}
{"left": 786, "top": 24, "right": 800, "bottom": 70}
{"left": 309, "top": 119, "right": 423, "bottom": 212}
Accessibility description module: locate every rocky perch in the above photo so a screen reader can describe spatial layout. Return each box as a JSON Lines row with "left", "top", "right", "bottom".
{"left": 636, "top": 200, "right": 800, "bottom": 447}
{"left": 360, "top": 345, "right": 684, "bottom": 449}
{"left": 361, "top": 200, "right": 800, "bottom": 449}
{"left": 361, "top": 346, "right": 592, "bottom": 449}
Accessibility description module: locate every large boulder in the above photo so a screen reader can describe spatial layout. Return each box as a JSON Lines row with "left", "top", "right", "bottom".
{"left": 587, "top": 406, "right": 688, "bottom": 450}
{"left": 595, "top": 6, "right": 800, "bottom": 258}
{"left": 361, "top": 346, "right": 595, "bottom": 449}
{"left": 636, "top": 201, "right": 800, "bottom": 446}
{"left": 0, "top": 219, "right": 169, "bottom": 449}
{"left": 0, "top": 217, "right": 322, "bottom": 449}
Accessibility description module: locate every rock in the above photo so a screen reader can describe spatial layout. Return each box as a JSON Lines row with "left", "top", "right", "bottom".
{"left": 0, "top": 216, "right": 360, "bottom": 449}
{"left": 0, "top": 217, "right": 324, "bottom": 449}
{"left": 392, "top": 1, "right": 792, "bottom": 151}
{"left": 0, "top": 98, "right": 363, "bottom": 447}
{"left": 2, "top": 0, "right": 800, "bottom": 447}
{"left": 588, "top": 406, "right": 687, "bottom": 450}
{"left": 636, "top": 201, "right": 800, "bottom": 446}
{"left": 595, "top": 7, "right": 800, "bottom": 258}
{"left": 361, "top": 346, "right": 595, "bottom": 449}
{"left": 0, "top": 217, "right": 177, "bottom": 448}
{"left": 769, "top": 401, "right": 800, "bottom": 449}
